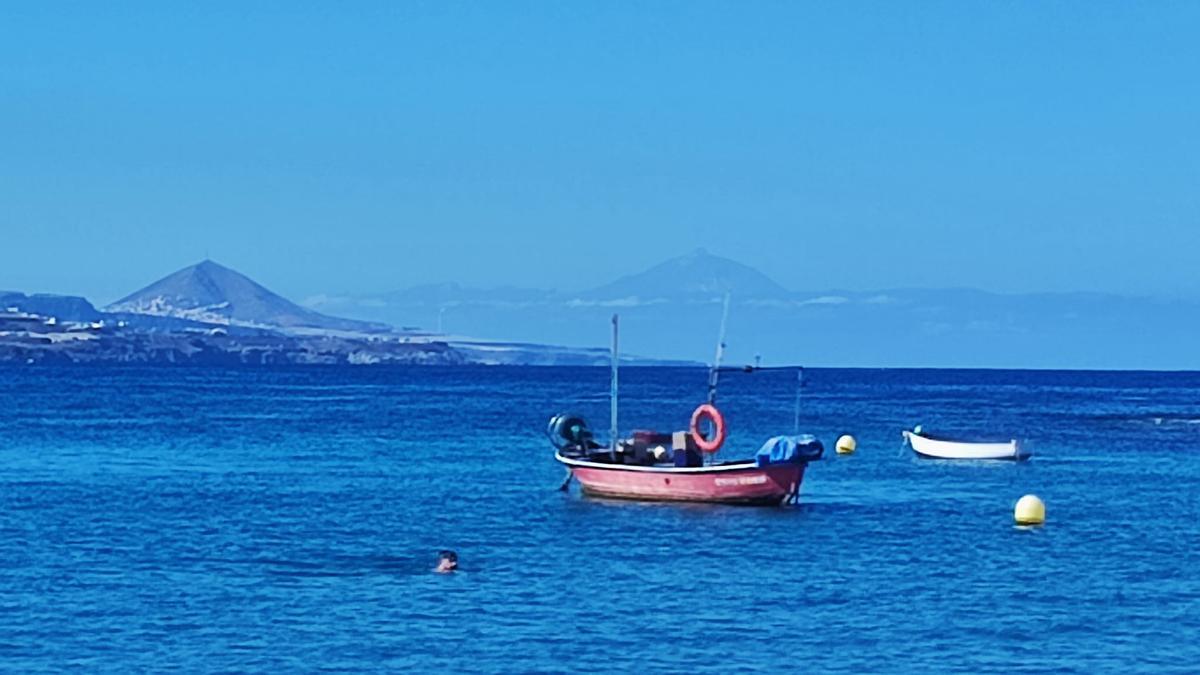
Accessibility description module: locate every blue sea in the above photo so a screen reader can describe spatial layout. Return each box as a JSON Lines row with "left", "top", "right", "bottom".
{"left": 1, "top": 366, "right": 1198, "bottom": 672}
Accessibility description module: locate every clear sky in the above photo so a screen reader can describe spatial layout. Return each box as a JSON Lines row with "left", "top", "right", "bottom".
{"left": 2, "top": 2, "right": 1197, "bottom": 304}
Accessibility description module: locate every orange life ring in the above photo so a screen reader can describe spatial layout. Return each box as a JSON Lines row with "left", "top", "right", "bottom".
{"left": 690, "top": 403, "right": 726, "bottom": 453}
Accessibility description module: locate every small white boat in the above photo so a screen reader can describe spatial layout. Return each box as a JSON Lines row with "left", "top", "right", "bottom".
{"left": 903, "top": 428, "right": 1029, "bottom": 461}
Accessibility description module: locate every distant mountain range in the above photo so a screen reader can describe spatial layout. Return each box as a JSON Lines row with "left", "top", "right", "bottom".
{"left": 6, "top": 251, "right": 1199, "bottom": 368}
{"left": 324, "top": 248, "right": 793, "bottom": 309}
{"left": 303, "top": 249, "right": 1200, "bottom": 370}
{"left": 1, "top": 261, "right": 691, "bottom": 366}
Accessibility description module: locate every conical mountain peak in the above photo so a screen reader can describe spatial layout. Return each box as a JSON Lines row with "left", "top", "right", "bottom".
{"left": 583, "top": 249, "right": 790, "bottom": 300}
{"left": 107, "top": 260, "right": 387, "bottom": 333}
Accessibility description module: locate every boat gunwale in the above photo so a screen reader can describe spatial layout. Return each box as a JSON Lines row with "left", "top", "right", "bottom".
{"left": 903, "top": 430, "right": 1018, "bottom": 446}
{"left": 555, "top": 452, "right": 788, "bottom": 474}
{"left": 903, "top": 430, "right": 1028, "bottom": 460}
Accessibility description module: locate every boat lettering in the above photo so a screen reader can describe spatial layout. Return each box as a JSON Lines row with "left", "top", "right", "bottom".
{"left": 714, "top": 475, "right": 768, "bottom": 487}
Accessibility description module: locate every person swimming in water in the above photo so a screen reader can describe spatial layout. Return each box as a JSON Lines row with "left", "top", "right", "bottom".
{"left": 435, "top": 550, "right": 458, "bottom": 573}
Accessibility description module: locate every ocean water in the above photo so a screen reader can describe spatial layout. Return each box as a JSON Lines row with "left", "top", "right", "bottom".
{"left": 1, "top": 366, "right": 1198, "bottom": 673}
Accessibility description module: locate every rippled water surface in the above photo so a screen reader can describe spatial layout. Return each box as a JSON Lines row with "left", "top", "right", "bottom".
{"left": 2, "top": 366, "right": 1198, "bottom": 672}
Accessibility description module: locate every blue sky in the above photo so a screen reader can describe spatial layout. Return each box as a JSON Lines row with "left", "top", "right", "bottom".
{"left": 2, "top": 2, "right": 1197, "bottom": 304}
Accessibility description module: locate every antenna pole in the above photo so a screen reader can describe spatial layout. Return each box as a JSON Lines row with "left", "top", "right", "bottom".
{"left": 610, "top": 314, "right": 619, "bottom": 457}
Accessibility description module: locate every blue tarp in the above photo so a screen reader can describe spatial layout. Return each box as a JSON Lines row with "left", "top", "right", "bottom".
{"left": 755, "top": 435, "right": 824, "bottom": 466}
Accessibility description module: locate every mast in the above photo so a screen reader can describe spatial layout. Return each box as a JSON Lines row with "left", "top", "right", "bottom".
{"left": 794, "top": 367, "right": 804, "bottom": 435}
{"left": 706, "top": 294, "right": 732, "bottom": 405}
{"left": 702, "top": 295, "right": 732, "bottom": 467}
{"left": 610, "top": 313, "right": 619, "bottom": 455}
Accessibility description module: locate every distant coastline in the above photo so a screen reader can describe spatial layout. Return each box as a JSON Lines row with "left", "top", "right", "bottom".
{"left": 6, "top": 249, "right": 1199, "bottom": 369}
{"left": 0, "top": 262, "right": 695, "bottom": 367}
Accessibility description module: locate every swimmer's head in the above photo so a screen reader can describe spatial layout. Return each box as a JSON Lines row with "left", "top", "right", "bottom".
{"left": 436, "top": 550, "right": 458, "bottom": 572}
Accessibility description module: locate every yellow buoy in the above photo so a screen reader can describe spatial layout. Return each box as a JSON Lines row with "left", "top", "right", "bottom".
{"left": 1014, "top": 494, "right": 1046, "bottom": 525}
{"left": 835, "top": 434, "right": 857, "bottom": 455}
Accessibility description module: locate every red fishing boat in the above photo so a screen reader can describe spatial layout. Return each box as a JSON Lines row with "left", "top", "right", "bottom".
{"left": 549, "top": 312, "right": 823, "bottom": 506}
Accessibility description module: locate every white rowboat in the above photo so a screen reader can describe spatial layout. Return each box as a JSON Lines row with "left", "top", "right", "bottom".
{"left": 903, "top": 429, "right": 1029, "bottom": 461}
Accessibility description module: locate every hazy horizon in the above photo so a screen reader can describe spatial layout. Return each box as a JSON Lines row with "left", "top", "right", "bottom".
{"left": 4, "top": 250, "right": 1195, "bottom": 310}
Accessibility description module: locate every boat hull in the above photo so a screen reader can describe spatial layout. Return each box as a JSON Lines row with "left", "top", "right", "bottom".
{"left": 557, "top": 454, "right": 806, "bottom": 506}
{"left": 904, "top": 431, "right": 1028, "bottom": 461}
